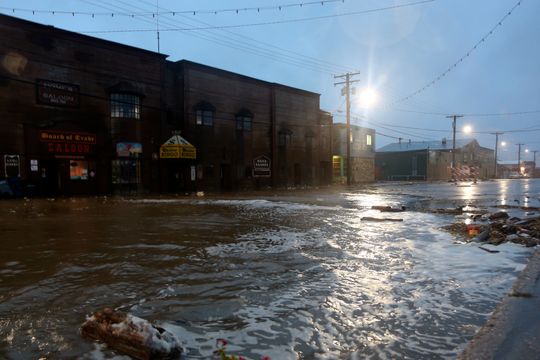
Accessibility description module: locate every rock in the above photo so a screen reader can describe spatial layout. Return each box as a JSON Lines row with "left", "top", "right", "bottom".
{"left": 81, "top": 308, "right": 182, "bottom": 360}
{"left": 488, "top": 231, "right": 506, "bottom": 245}
{"left": 472, "top": 230, "right": 490, "bottom": 243}
{"left": 489, "top": 212, "right": 509, "bottom": 221}
{"left": 506, "top": 234, "right": 520, "bottom": 243}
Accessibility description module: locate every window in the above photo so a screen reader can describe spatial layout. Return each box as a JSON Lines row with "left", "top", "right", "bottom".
{"left": 111, "top": 93, "right": 140, "bottom": 119}
{"left": 236, "top": 115, "right": 252, "bottom": 131}
{"left": 196, "top": 109, "right": 214, "bottom": 126}
{"left": 278, "top": 130, "right": 292, "bottom": 147}
{"left": 70, "top": 160, "right": 88, "bottom": 180}
{"left": 366, "top": 134, "right": 372, "bottom": 146}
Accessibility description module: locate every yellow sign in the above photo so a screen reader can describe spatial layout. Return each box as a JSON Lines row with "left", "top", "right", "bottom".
{"left": 159, "top": 144, "right": 196, "bottom": 159}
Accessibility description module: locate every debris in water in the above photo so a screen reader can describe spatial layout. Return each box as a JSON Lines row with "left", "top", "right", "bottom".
{"left": 80, "top": 308, "right": 182, "bottom": 360}
{"left": 361, "top": 217, "right": 403, "bottom": 222}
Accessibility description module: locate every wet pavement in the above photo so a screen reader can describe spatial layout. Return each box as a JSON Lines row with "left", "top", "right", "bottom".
{"left": 0, "top": 179, "right": 539, "bottom": 359}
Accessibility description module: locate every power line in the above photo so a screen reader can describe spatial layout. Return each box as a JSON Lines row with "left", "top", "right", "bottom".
{"left": 1, "top": 0, "right": 348, "bottom": 17}
{"left": 80, "top": 0, "right": 436, "bottom": 33}
{"left": 388, "top": 107, "right": 540, "bottom": 118}
{"left": 80, "top": 0, "right": 347, "bottom": 74}
{"left": 133, "top": 0, "right": 356, "bottom": 74}
{"left": 395, "top": 0, "right": 523, "bottom": 104}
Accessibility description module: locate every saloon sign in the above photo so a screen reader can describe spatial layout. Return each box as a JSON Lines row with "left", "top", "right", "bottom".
{"left": 253, "top": 155, "right": 271, "bottom": 177}
{"left": 36, "top": 79, "right": 80, "bottom": 107}
{"left": 40, "top": 130, "right": 96, "bottom": 156}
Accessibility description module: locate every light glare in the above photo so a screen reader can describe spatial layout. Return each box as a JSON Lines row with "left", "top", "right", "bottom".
{"left": 358, "top": 88, "right": 379, "bottom": 108}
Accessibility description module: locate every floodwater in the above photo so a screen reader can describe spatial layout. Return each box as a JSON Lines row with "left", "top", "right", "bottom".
{"left": 1, "top": 179, "right": 539, "bottom": 359}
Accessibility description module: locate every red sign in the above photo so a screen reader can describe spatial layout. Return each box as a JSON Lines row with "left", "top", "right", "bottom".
{"left": 40, "top": 130, "right": 96, "bottom": 155}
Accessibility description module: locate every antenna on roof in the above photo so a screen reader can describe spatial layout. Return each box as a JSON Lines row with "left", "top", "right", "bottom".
{"left": 156, "top": 0, "right": 160, "bottom": 53}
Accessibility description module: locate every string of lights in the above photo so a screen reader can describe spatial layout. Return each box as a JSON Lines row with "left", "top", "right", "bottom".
{"left": 80, "top": 0, "right": 436, "bottom": 33}
{"left": 132, "top": 0, "right": 357, "bottom": 74}
{"left": 0, "top": 0, "right": 347, "bottom": 17}
{"left": 79, "top": 0, "right": 349, "bottom": 74}
{"left": 394, "top": 0, "right": 523, "bottom": 104}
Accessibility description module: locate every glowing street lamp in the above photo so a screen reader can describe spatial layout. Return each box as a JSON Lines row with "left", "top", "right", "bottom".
{"left": 357, "top": 88, "right": 379, "bottom": 109}
{"left": 463, "top": 124, "right": 473, "bottom": 134}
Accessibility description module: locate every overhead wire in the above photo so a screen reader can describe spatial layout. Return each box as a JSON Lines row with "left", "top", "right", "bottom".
{"left": 394, "top": 0, "right": 524, "bottom": 104}
{"left": 80, "top": 0, "right": 436, "bottom": 33}
{"left": 133, "top": 0, "right": 356, "bottom": 74}
{"left": 81, "top": 0, "right": 345, "bottom": 74}
{"left": 1, "top": 0, "right": 348, "bottom": 17}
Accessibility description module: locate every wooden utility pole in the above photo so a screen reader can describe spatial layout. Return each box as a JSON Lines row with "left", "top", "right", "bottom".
{"left": 334, "top": 72, "right": 360, "bottom": 185}
{"left": 446, "top": 114, "right": 463, "bottom": 180}
{"left": 491, "top": 132, "right": 504, "bottom": 179}
{"left": 517, "top": 143, "right": 524, "bottom": 174}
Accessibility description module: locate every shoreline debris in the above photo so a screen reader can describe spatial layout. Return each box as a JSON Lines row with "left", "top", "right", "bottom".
{"left": 442, "top": 213, "right": 540, "bottom": 248}
{"left": 80, "top": 308, "right": 182, "bottom": 360}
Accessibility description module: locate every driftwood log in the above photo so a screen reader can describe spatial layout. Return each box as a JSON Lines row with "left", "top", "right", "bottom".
{"left": 80, "top": 308, "right": 182, "bottom": 360}
{"left": 361, "top": 217, "right": 403, "bottom": 222}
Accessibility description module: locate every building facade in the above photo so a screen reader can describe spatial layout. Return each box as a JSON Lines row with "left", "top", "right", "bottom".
{"left": 0, "top": 14, "right": 332, "bottom": 196}
{"left": 375, "top": 139, "right": 495, "bottom": 181}
{"left": 332, "top": 124, "right": 375, "bottom": 183}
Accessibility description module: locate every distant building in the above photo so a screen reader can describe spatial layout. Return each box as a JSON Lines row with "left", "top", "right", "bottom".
{"left": 375, "top": 138, "right": 495, "bottom": 181}
{"left": 332, "top": 124, "right": 375, "bottom": 183}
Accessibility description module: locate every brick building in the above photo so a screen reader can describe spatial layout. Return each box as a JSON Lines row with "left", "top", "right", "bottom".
{"left": 332, "top": 124, "right": 375, "bottom": 183}
{"left": 0, "top": 14, "right": 332, "bottom": 196}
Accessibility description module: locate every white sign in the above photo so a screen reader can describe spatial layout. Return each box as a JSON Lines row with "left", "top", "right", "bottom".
{"left": 4, "top": 155, "right": 20, "bottom": 177}
{"left": 30, "top": 159, "right": 38, "bottom": 172}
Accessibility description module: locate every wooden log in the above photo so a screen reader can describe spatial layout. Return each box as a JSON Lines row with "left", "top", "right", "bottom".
{"left": 80, "top": 308, "right": 182, "bottom": 360}
{"left": 478, "top": 246, "right": 500, "bottom": 253}
{"left": 361, "top": 217, "right": 403, "bottom": 222}
{"left": 371, "top": 205, "right": 406, "bottom": 212}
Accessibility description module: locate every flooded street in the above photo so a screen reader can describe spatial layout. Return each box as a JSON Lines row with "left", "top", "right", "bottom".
{"left": 1, "top": 180, "right": 539, "bottom": 359}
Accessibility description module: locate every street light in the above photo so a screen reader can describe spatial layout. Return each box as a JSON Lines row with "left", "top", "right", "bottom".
{"left": 463, "top": 124, "right": 473, "bottom": 134}
{"left": 357, "top": 87, "right": 379, "bottom": 109}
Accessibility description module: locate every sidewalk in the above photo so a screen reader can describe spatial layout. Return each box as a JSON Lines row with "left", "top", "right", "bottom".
{"left": 459, "top": 249, "right": 540, "bottom": 360}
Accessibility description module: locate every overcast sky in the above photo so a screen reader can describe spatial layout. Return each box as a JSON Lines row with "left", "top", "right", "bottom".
{"left": 2, "top": 0, "right": 539, "bottom": 161}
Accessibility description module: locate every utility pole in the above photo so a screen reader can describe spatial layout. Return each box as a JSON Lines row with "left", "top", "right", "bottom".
{"left": 491, "top": 132, "right": 504, "bottom": 179}
{"left": 516, "top": 143, "right": 524, "bottom": 175}
{"left": 446, "top": 114, "right": 463, "bottom": 180}
{"left": 533, "top": 150, "right": 538, "bottom": 168}
{"left": 334, "top": 72, "right": 360, "bottom": 185}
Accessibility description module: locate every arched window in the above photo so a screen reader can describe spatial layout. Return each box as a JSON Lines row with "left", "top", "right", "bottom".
{"left": 194, "top": 101, "right": 215, "bottom": 127}
{"left": 235, "top": 108, "right": 253, "bottom": 131}
{"left": 110, "top": 93, "right": 141, "bottom": 119}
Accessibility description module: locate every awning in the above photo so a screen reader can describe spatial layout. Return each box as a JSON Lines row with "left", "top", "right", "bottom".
{"left": 159, "top": 135, "right": 196, "bottom": 159}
